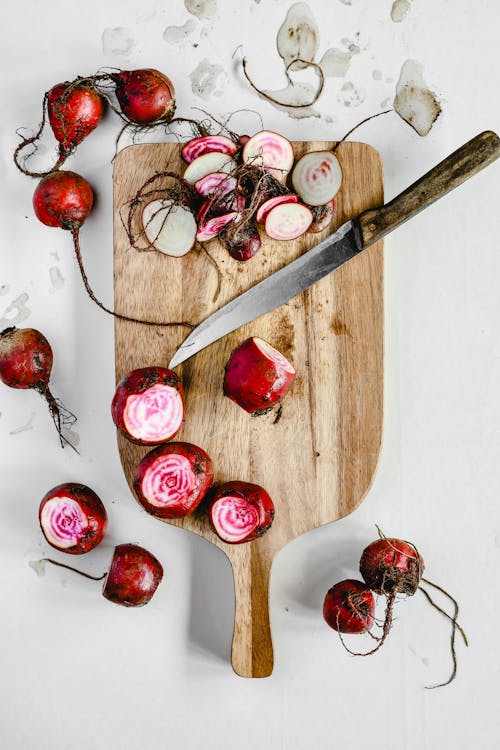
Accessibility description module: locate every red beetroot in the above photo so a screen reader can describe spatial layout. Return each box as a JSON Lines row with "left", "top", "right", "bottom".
{"left": 112, "top": 367, "right": 184, "bottom": 445}
{"left": 209, "top": 481, "right": 275, "bottom": 544}
{"left": 133, "top": 442, "right": 214, "bottom": 519}
{"left": 113, "top": 69, "right": 175, "bottom": 125}
{"left": 47, "top": 82, "right": 104, "bottom": 159}
{"left": 33, "top": 170, "right": 93, "bottom": 230}
{"left": 102, "top": 543, "right": 163, "bottom": 607}
{"left": 39, "top": 483, "right": 107, "bottom": 554}
{"left": 360, "top": 538, "right": 424, "bottom": 596}
{"left": 323, "top": 580, "right": 376, "bottom": 634}
{"left": 0, "top": 326, "right": 76, "bottom": 449}
{"left": 223, "top": 336, "right": 296, "bottom": 413}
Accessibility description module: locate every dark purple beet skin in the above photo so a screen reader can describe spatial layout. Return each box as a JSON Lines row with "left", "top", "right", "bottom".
{"left": 209, "top": 480, "right": 275, "bottom": 544}
{"left": 39, "top": 483, "right": 108, "bottom": 555}
{"left": 111, "top": 366, "right": 184, "bottom": 445}
{"left": 133, "top": 442, "right": 214, "bottom": 519}
{"left": 102, "top": 543, "right": 163, "bottom": 607}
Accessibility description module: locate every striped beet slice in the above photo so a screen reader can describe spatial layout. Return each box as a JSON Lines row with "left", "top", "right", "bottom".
{"left": 181, "top": 135, "right": 239, "bottom": 163}
{"left": 256, "top": 194, "right": 298, "bottom": 224}
{"left": 39, "top": 483, "right": 108, "bottom": 554}
{"left": 133, "top": 442, "right": 214, "bottom": 519}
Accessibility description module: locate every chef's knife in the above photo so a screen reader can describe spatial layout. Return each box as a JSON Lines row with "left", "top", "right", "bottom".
{"left": 169, "top": 131, "right": 500, "bottom": 369}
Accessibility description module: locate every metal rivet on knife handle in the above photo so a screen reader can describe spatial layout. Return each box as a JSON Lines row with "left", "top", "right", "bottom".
{"left": 356, "top": 130, "right": 500, "bottom": 248}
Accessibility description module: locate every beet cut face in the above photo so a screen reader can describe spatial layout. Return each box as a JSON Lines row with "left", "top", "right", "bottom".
{"left": 102, "top": 543, "right": 163, "bottom": 607}
{"left": 133, "top": 442, "right": 214, "bottom": 519}
{"left": 223, "top": 336, "right": 296, "bottom": 413}
{"left": 39, "top": 483, "right": 108, "bottom": 555}
{"left": 209, "top": 481, "right": 275, "bottom": 544}
{"left": 112, "top": 367, "right": 184, "bottom": 445}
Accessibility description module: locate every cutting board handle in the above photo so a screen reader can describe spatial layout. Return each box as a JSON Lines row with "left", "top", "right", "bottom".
{"left": 357, "top": 130, "right": 500, "bottom": 247}
{"left": 230, "top": 549, "right": 273, "bottom": 678}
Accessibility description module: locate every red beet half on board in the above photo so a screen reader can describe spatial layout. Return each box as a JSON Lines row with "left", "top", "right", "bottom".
{"left": 112, "top": 367, "right": 184, "bottom": 445}
{"left": 223, "top": 337, "right": 296, "bottom": 414}
{"left": 209, "top": 481, "right": 275, "bottom": 544}
{"left": 102, "top": 543, "right": 163, "bottom": 607}
{"left": 39, "top": 483, "right": 108, "bottom": 554}
{"left": 133, "top": 442, "right": 214, "bottom": 519}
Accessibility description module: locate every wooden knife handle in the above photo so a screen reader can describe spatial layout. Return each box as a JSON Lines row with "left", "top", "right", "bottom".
{"left": 357, "top": 130, "right": 500, "bottom": 247}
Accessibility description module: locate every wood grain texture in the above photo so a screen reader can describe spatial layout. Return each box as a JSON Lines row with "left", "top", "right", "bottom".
{"left": 113, "top": 141, "right": 384, "bottom": 678}
{"left": 358, "top": 130, "right": 500, "bottom": 247}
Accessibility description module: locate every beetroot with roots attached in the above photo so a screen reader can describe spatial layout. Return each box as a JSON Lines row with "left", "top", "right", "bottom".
{"left": 323, "top": 580, "right": 376, "bottom": 634}
{"left": 133, "top": 442, "right": 214, "bottom": 519}
{"left": 360, "top": 537, "right": 424, "bottom": 596}
{"left": 33, "top": 170, "right": 93, "bottom": 230}
{"left": 102, "top": 543, "right": 163, "bottom": 607}
{"left": 113, "top": 69, "right": 175, "bottom": 125}
{"left": 0, "top": 326, "right": 76, "bottom": 449}
{"left": 39, "top": 483, "right": 107, "bottom": 554}
{"left": 224, "top": 336, "right": 296, "bottom": 414}
{"left": 47, "top": 82, "right": 104, "bottom": 160}
{"left": 112, "top": 367, "right": 184, "bottom": 445}
{"left": 209, "top": 481, "right": 275, "bottom": 544}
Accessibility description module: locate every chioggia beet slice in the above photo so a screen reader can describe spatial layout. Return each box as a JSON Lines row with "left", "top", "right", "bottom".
{"left": 133, "top": 442, "right": 214, "bottom": 519}
{"left": 323, "top": 580, "right": 376, "bottom": 633}
{"left": 291, "top": 150, "right": 342, "bottom": 206}
{"left": 209, "top": 481, "right": 275, "bottom": 544}
{"left": 112, "top": 367, "right": 184, "bottom": 445}
{"left": 196, "top": 211, "right": 238, "bottom": 242}
{"left": 181, "top": 135, "right": 239, "bottom": 163}
{"left": 223, "top": 336, "right": 296, "bottom": 413}
{"left": 39, "top": 483, "right": 108, "bottom": 554}
{"left": 102, "top": 543, "right": 163, "bottom": 607}
{"left": 141, "top": 199, "right": 196, "bottom": 257}
{"left": 256, "top": 194, "right": 298, "bottom": 224}
{"left": 264, "top": 201, "right": 313, "bottom": 241}
{"left": 242, "top": 130, "right": 294, "bottom": 182}
{"left": 183, "top": 152, "right": 236, "bottom": 184}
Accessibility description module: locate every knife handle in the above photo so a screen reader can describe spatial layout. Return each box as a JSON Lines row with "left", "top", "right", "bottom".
{"left": 356, "top": 130, "right": 500, "bottom": 247}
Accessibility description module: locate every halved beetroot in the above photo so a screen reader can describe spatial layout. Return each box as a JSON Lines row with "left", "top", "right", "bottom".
{"left": 112, "top": 367, "right": 184, "bottom": 445}
{"left": 242, "top": 130, "right": 294, "bottom": 182}
{"left": 196, "top": 211, "right": 238, "bottom": 242}
{"left": 39, "top": 483, "right": 108, "bottom": 555}
{"left": 223, "top": 336, "right": 296, "bottom": 413}
{"left": 265, "top": 202, "right": 312, "bottom": 240}
{"left": 133, "top": 442, "right": 214, "bottom": 519}
{"left": 184, "top": 152, "right": 236, "bottom": 184}
{"left": 256, "top": 194, "right": 298, "bottom": 224}
{"left": 209, "top": 481, "right": 275, "bottom": 544}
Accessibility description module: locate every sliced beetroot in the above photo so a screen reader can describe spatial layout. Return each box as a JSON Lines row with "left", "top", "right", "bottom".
{"left": 102, "top": 543, "right": 163, "bottom": 607}
{"left": 308, "top": 199, "right": 335, "bottom": 233}
{"left": 39, "top": 483, "right": 108, "bottom": 555}
{"left": 323, "top": 580, "right": 376, "bottom": 634}
{"left": 209, "top": 481, "right": 275, "bottom": 544}
{"left": 242, "top": 130, "right": 294, "bottom": 182}
{"left": 133, "top": 442, "right": 214, "bottom": 519}
{"left": 265, "top": 201, "right": 312, "bottom": 240}
{"left": 291, "top": 150, "right": 342, "bottom": 206}
{"left": 194, "top": 172, "right": 237, "bottom": 198}
{"left": 141, "top": 199, "right": 196, "bottom": 257}
{"left": 181, "top": 135, "right": 238, "bottom": 164}
{"left": 112, "top": 367, "right": 184, "bottom": 445}
{"left": 47, "top": 82, "right": 104, "bottom": 158}
{"left": 196, "top": 211, "right": 238, "bottom": 242}
{"left": 256, "top": 194, "right": 298, "bottom": 224}
{"left": 223, "top": 336, "right": 295, "bottom": 413}
{"left": 184, "top": 152, "right": 236, "bottom": 184}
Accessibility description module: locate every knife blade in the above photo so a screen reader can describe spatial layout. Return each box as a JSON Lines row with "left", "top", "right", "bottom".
{"left": 169, "top": 130, "right": 500, "bottom": 369}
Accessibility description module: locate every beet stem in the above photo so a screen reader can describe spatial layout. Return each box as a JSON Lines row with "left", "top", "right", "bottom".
{"left": 38, "top": 557, "right": 106, "bottom": 581}
{"left": 39, "top": 383, "right": 78, "bottom": 452}
{"left": 71, "top": 229, "right": 193, "bottom": 328}
{"left": 13, "top": 92, "right": 68, "bottom": 178}
{"left": 337, "top": 591, "right": 396, "bottom": 657}
{"left": 419, "top": 580, "right": 468, "bottom": 646}
{"left": 242, "top": 57, "right": 325, "bottom": 109}
{"left": 332, "top": 109, "right": 393, "bottom": 153}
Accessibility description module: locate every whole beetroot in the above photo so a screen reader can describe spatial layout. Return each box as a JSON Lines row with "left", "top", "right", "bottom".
{"left": 102, "top": 543, "right": 163, "bottom": 607}
{"left": 360, "top": 537, "right": 424, "bottom": 596}
{"left": 323, "top": 579, "right": 375, "bottom": 634}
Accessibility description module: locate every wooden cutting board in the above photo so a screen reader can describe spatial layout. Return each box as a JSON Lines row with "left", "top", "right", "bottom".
{"left": 113, "top": 140, "right": 384, "bottom": 677}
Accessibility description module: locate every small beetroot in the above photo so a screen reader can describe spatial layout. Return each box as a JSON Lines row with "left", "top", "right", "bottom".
{"left": 102, "top": 543, "right": 163, "bottom": 607}
{"left": 39, "top": 483, "right": 107, "bottom": 554}
{"left": 209, "top": 481, "right": 275, "bottom": 544}
{"left": 323, "top": 580, "right": 375, "bottom": 634}
{"left": 47, "top": 82, "right": 104, "bottom": 160}
{"left": 0, "top": 326, "right": 76, "bottom": 449}
{"left": 113, "top": 69, "right": 175, "bottom": 125}
{"left": 360, "top": 537, "right": 424, "bottom": 596}
{"left": 112, "top": 367, "right": 184, "bottom": 445}
{"left": 133, "top": 442, "right": 214, "bottom": 519}
{"left": 223, "top": 336, "right": 295, "bottom": 414}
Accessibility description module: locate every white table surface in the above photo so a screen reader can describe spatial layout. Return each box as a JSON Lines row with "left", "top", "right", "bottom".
{"left": 2, "top": 1, "right": 500, "bottom": 748}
